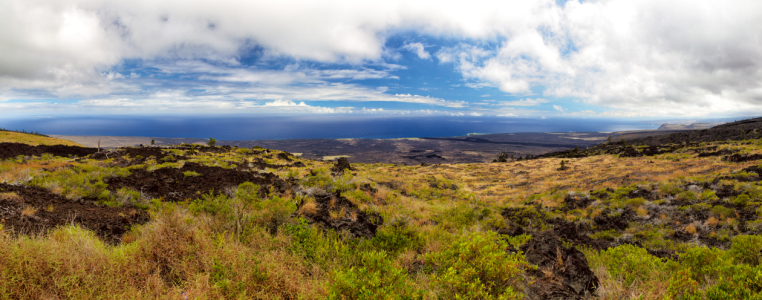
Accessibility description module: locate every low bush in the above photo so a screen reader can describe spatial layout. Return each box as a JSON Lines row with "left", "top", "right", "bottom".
{"left": 730, "top": 235, "right": 762, "bottom": 266}
{"left": 732, "top": 194, "right": 751, "bottom": 207}
{"left": 329, "top": 250, "right": 421, "bottom": 300}
{"left": 371, "top": 219, "right": 424, "bottom": 254}
{"left": 426, "top": 231, "right": 529, "bottom": 299}
{"left": 596, "top": 244, "right": 667, "bottom": 286}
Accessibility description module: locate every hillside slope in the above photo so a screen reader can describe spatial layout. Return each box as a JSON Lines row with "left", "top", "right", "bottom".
{"left": 0, "top": 130, "right": 82, "bottom": 146}
{"left": 1, "top": 119, "right": 762, "bottom": 299}
{"left": 632, "top": 117, "right": 762, "bottom": 145}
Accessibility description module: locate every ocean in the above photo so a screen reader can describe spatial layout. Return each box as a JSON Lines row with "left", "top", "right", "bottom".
{"left": 0, "top": 115, "right": 658, "bottom": 140}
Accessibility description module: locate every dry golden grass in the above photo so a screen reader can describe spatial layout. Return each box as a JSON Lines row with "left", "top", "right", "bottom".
{"left": 20, "top": 205, "right": 37, "bottom": 217}
{"left": 299, "top": 200, "right": 318, "bottom": 215}
{"left": 685, "top": 224, "right": 698, "bottom": 234}
{"left": 636, "top": 207, "right": 648, "bottom": 217}
{"left": 0, "top": 161, "right": 69, "bottom": 184}
{"left": 0, "top": 131, "right": 82, "bottom": 146}
{"left": 589, "top": 262, "right": 670, "bottom": 300}
{"left": 329, "top": 208, "right": 346, "bottom": 220}
{"left": 0, "top": 192, "right": 21, "bottom": 202}
{"left": 0, "top": 209, "right": 326, "bottom": 299}
{"left": 354, "top": 144, "right": 761, "bottom": 208}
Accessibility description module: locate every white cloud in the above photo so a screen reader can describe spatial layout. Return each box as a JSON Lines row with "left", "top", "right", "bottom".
{"left": 263, "top": 99, "right": 307, "bottom": 107}
{"left": 2, "top": 0, "right": 762, "bottom": 117}
{"left": 499, "top": 98, "right": 548, "bottom": 106}
{"left": 402, "top": 43, "right": 431, "bottom": 59}
{"left": 553, "top": 105, "right": 564, "bottom": 112}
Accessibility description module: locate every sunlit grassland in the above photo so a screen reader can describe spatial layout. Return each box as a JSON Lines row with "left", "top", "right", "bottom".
{"left": 0, "top": 140, "right": 762, "bottom": 298}
{"left": 0, "top": 131, "right": 82, "bottom": 146}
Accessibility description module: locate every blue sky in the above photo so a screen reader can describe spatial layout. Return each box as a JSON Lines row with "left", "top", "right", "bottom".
{"left": 1, "top": 0, "right": 762, "bottom": 120}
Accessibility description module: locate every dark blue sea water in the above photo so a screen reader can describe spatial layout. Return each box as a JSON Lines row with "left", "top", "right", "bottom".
{"left": 0, "top": 115, "right": 658, "bottom": 140}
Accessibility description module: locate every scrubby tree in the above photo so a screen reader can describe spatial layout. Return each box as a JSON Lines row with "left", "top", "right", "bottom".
{"left": 151, "top": 139, "right": 155, "bottom": 145}
{"left": 208, "top": 137, "right": 217, "bottom": 147}
{"left": 558, "top": 160, "right": 569, "bottom": 171}
{"left": 493, "top": 151, "right": 511, "bottom": 162}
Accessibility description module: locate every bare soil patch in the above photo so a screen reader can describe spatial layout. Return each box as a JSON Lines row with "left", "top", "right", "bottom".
{"left": 0, "top": 142, "right": 97, "bottom": 160}
{"left": 0, "top": 183, "right": 149, "bottom": 243}
{"left": 105, "top": 162, "right": 294, "bottom": 202}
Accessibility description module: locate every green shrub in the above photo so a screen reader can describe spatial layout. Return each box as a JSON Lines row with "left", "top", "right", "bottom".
{"left": 597, "top": 244, "right": 667, "bottom": 286}
{"left": 678, "top": 246, "right": 727, "bottom": 284}
{"left": 733, "top": 194, "right": 751, "bottom": 207}
{"left": 183, "top": 171, "right": 201, "bottom": 177}
{"left": 283, "top": 218, "right": 349, "bottom": 270}
{"left": 301, "top": 167, "right": 332, "bottom": 188}
{"left": 503, "top": 234, "right": 532, "bottom": 249}
{"left": 189, "top": 192, "right": 233, "bottom": 217}
{"left": 371, "top": 221, "right": 424, "bottom": 254}
{"left": 704, "top": 264, "right": 762, "bottom": 299}
{"left": 590, "top": 229, "right": 618, "bottom": 241}
{"left": 710, "top": 205, "right": 735, "bottom": 219}
{"left": 329, "top": 251, "right": 421, "bottom": 300}
{"left": 611, "top": 186, "right": 635, "bottom": 201}
{"left": 437, "top": 205, "right": 493, "bottom": 230}
{"left": 235, "top": 182, "right": 259, "bottom": 204}
{"left": 701, "top": 190, "right": 719, "bottom": 201}
{"left": 667, "top": 268, "right": 702, "bottom": 300}
{"left": 624, "top": 197, "right": 646, "bottom": 208}
{"left": 660, "top": 182, "right": 684, "bottom": 195}
{"left": 344, "top": 189, "right": 373, "bottom": 204}
{"left": 426, "top": 231, "right": 529, "bottom": 299}
{"left": 730, "top": 235, "right": 762, "bottom": 266}
{"left": 676, "top": 190, "right": 699, "bottom": 202}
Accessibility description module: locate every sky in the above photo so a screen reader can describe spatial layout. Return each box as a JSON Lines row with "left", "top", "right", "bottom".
{"left": 1, "top": 0, "right": 762, "bottom": 119}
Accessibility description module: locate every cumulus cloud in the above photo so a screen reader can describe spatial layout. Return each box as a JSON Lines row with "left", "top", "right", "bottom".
{"left": 402, "top": 43, "right": 431, "bottom": 59}
{"left": 553, "top": 105, "right": 564, "bottom": 112}
{"left": 436, "top": 0, "right": 762, "bottom": 116}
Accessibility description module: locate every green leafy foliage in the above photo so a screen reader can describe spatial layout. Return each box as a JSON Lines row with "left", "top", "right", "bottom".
{"left": 595, "top": 244, "right": 667, "bottom": 286}
{"left": 732, "top": 194, "right": 751, "bottom": 207}
{"left": 182, "top": 170, "right": 201, "bottom": 177}
{"left": 730, "top": 235, "right": 762, "bottom": 266}
{"left": 371, "top": 219, "right": 424, "bottom": 254}
{"left": 426, "top": 231, "right": 529, "bottom": 300}
{"left": 329, "top": 251, "right": 422, "bottom": 300}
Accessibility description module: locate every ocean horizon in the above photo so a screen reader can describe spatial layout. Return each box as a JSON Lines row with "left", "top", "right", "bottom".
{"left": 1, "top": 115, "right": 658, "bottom": 141}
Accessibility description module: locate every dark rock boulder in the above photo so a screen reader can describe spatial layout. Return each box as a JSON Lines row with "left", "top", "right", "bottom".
{"left": 593, "top": 208, "right": 635, "bottom": 231}
{"left": 276, "top": 152, "right": 293, "bottom": 161}
{"left": 521, "top": 230, "right": 599, "bottom": 300}
{"left": 331, "top": 157, "right": 352, "bottom": 174}
{"left": 724, "top": 153, "right": 762, "bottom": 163}
{"left": 297, "top": 192, "right": 382, "bottom": 239}
{"left": 563, "top": 193, "right": 593, "bottom": 211}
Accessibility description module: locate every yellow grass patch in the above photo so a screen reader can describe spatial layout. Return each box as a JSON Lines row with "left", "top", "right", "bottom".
{"left": 21, "top": 205, "right": 37, "bottom": 217}
{"left": 0, "top": 131, "right": 82, "bottom": 146}
{"left": 0, "top": 192, "right": 21, "bottom": 202}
